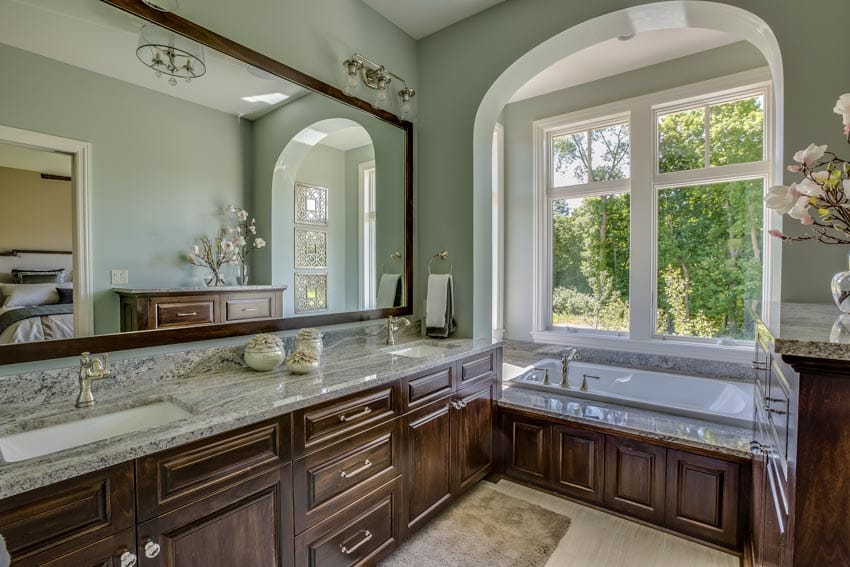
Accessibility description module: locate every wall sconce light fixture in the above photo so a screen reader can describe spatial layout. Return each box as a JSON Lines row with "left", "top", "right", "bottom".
{"left": 342, "top": 53, "right": 415, "bottom": 119}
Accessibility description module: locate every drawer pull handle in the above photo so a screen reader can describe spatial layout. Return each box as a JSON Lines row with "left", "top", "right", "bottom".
{"left": 143, "top": 540, "right": 161, "bottom": 559}
{"left": 242, "top": 307, "right": 258, "bottom": 312}
{"left": 765, "top": 406, "right": 787, "bottom": 415}
{"left": 340, "top": 459, "right": 373, "bottom": 479}
{"left": 176, "top": 312, "right": 198, "bottom": 317}
{"left": 119, "top": 550, "right": 137, "bottom": 567}
{"left": 450, "top": 401, "right": 461, "bottom": 410}
{"left": 339, "top": 407, "right": 372, "bottom": 422}
{"left": 751, "top": 360, "right": 768, "bottom": 370}
{"left": 340, "top": 530, "right": 373, "bottom": 555}
{"left": 763, "top": 396, "right": 784, "bottom": 404}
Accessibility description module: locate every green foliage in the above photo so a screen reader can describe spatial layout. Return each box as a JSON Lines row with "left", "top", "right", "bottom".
{"left": 551, "top": 96, "right": 764, "bottom": 340}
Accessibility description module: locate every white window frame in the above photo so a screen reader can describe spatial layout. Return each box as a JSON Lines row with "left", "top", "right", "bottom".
{"left": 492, "top": 123, "right": 506, "bottom": 341}
{"left": 531, "top": 68, "right": 777, "bottom": 363}
{"left": 358, "top": 160, "right": 376, "bottom": 310}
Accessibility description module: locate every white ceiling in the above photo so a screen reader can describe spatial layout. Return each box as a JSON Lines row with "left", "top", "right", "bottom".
{"left": 363, "top": 0, "right": 506, "bottom": 39}
{"left": 0, "top": 142, "right": 72, "bottom": 177}
{"left": 510, "top": 28, "right": 741, "bottom": 103}
{"left": 319, "top": 126, "right": 373, "bottom": 152}
{"left": 1, "top": 0, "right": 309, "bottom": 120}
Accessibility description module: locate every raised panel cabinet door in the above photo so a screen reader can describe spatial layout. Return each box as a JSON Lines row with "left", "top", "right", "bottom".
{"left": 402, "top": 396, "right": 453, "bottom": 534}
{"left": 452, "top": 379, "right": 495, "bottom": 495}
{"left": 552, "top": 424, "right": 605, "bottom": 504}
{"left": 39, "top": 529, "right": 136, "bottom": 567}
{"left": 503, "top": 412, "right": 551, "bottom": 487}
{"left": 136, "top": 466, "right": 293, "bottom": 567}
{"left": 603, "top": 436, "right": 666, "bottom": 524}
{"left": 665, "top": 449, "right": 741, "bottom": 550}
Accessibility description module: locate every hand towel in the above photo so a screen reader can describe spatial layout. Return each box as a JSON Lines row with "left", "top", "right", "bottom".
{"left": 426, "top": 273, "right": 456, "bottom": 337}
{"left": 0, "top": 533, "right": 10, "bottom": 567}
{"left": 376, "top": 273, "right": 402, "bottom": 308}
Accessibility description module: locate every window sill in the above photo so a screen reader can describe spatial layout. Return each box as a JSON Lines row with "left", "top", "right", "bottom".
{"left": 530, "top": 330, "right": 753, "bottom": 364}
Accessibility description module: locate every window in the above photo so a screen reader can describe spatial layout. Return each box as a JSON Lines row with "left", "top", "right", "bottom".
{"left": 359, "top": 161, "right": 376, "bottom": 309}
{"left": 533, "top": 70, "right": 775, "bottom": 356}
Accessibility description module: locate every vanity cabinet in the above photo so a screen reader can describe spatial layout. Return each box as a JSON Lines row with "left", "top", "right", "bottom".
{"left": 0, "top": 346, "right": 503, "bottom": 567}
{"left": 499, "top": 407, "right": 748, "bottom": 551}
{"left": 115, "top": 287, "right": 285, "bottom": 332}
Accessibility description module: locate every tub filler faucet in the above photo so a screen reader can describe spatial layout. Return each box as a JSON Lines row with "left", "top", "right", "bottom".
{"left": 561, "top": 348, "right": 580, "bottom": 387}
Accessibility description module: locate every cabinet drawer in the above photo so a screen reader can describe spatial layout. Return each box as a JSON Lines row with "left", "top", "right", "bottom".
{"left": 136, "top": 416, "right": 290, "bottom": 521}
{"left": 295, "top": 477, "right": 400, "bottom": 567}
{"left": 155, "top": 300, "right": 215, "bottom": 328}
{"left": 224, "top": 295, "right": 273, "bottom": 321}
{"left": 458, "top": 350, "right": 497, "bottom": 388}
{"left": 403, "top": 363, "right": 454, "bottom": 412}
{"left": 294, "top": 384, "right": 400, "bottom": 457}
{"left": 294, "top": 419, "right": 402, "bottom": 533}
{"left": 0, "top": 462, "right": 134, "bottom": 566}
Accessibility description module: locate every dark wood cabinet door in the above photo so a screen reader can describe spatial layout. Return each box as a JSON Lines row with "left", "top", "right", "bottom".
{"left": 503, "top": 412, "right": 551, "bottom": 487}
{"left": 761, "top": 460, "right": 787, "bottom": 567}
{"left": 452, "top": 379, "right": 495, "bottom": 495}
{"left": 0, "top": 462, "right": 135, "bottom": 566}
{"left": 38, "top": 529, "right": 136, "bottom": 567}
{"left": 665, "top": 449, "right": 740, "bottom": 549}
{"left": 552, "top": 424, "right": 604, "bottom": 504}
{"left": 402, "top": 396, "right": 453, "bottom": 533}
{"left": 751, "top": 449, "right": 767, "bottom": 566}
{"left": 604, "top": 436, "right": 666, "bottom": 524}
{"left": 137, "top": 466, "right": 293, "bottom": 567}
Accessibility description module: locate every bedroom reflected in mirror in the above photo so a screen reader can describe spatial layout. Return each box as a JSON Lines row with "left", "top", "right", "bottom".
{"left": 0, "top": 141, "right": 76, "bottom": 345}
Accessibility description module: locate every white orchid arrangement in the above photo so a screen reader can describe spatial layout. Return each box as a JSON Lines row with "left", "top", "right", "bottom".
{"left": 187, "top": 226, "right": 238, "bottom": 285}
{"left": 224, "top": 205, "right": 266, "bottom": 276}
{"left": 765, "top": 93, "right": 850, "bottom": 244}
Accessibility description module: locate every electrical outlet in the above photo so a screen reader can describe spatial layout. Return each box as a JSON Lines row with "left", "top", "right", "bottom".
{"left": 110, "top": 269, "right": 129, "bottom": 285}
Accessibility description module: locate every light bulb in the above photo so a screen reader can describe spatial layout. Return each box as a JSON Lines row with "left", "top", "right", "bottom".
{"left": 401, "top": 100, "right": 411, "bottom": 118}
{"left": 373, "top": 88, "right": 387, "bottom": 109}
{"left": 343, "top": 74, "right": 358, "bottom": 96}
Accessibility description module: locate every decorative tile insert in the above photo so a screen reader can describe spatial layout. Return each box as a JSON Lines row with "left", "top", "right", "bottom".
{"left": 295, "top": 229, "right": 327, "bottom": 269}
{"left": 294, "top": 273, "right": 328, "bottom": 313}
{"left": 295, "top": 183, "right": 328, "bottom": 226}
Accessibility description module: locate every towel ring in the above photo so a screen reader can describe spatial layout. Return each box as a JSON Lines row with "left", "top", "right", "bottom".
{"left": 382, "top": 251, "right": 403, "bottom": 275}
{"left": 428, "top": 250, "right": 452, "bottom": 275}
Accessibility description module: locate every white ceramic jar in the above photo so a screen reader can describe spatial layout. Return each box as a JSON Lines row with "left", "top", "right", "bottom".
{"left": 244, "top": 334, "right": 286, "bottom": 371}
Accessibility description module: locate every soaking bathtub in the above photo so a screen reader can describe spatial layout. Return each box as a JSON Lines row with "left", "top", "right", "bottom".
{"left": 508, "top": 359, "right": 753, "bottom": 427}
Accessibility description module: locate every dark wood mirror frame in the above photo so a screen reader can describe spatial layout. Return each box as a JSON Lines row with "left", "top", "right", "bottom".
{"left": 0, "top": 0, "right": 413, "bottom": 365}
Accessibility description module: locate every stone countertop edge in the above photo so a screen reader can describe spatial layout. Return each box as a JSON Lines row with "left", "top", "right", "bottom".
{"left": 758, "top": 301, "right": 850, "bottom": 361}
{"left": 0, "top": 338, "right": 501, "bottom": 501}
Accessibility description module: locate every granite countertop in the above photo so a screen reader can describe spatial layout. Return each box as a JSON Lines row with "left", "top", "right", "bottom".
{"left": 112, "top": 285, "right": 286, "bottom": 294}
{"left": 0, "top": 336, "right": 497, "bottom": 500}
{"left": 500, "top": 348, "right": 753, "bottom": 460}
{"left": 760, "top": 301, "right": 850, "bottom": 361}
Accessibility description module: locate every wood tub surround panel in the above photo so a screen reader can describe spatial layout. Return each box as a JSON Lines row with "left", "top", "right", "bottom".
{"left": 499, "top": 407, "right": 749, "bottom": 552}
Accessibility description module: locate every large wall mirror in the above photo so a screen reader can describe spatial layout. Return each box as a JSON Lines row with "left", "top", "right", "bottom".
{"left": 0, "top": 0, "right": 412, "bottom": 364}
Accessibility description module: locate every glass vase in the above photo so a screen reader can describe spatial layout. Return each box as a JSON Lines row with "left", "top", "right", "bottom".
{"left": 238, "top": 261, "right": 249, "bottom": 286}
{"left": 204, "top": 269, "right": 225, "bottom": 287}
{"left": 831, "top": 251, "right": 850, "bottom": 313}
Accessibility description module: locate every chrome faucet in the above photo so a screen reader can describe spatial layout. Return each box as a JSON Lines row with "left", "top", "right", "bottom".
{"left": 533, "top": 367, "right": 551, "bottom": 385}
{"left": 386, "top": 316, "right": 411, "bottom": 345}
{"left": 76, "top": 352, "right": 110, "bottom": 408}
{"left": 580, "top": 374, "right": 600, "bottom": 392}
{"left": 561, "top": 348, "right": 580, "bottom": 387}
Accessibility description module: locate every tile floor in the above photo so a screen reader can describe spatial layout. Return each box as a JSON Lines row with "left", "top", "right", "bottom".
{"left": 486, "top": 480, "right": 740, "bottom": 567}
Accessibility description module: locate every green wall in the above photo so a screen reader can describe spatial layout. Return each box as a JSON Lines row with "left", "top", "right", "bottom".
{"left": 502, "top": 42, "right": 767, "bottom": 339}
{"left": 417, "top": 0, "right": 850, "bottom": 338}
{"left": 0, "top": 43, "right": 252, "bottom": 335}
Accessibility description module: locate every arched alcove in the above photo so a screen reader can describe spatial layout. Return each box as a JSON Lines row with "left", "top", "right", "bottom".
{"left": 471, "top": 0, "right": 784, "bottom": 337}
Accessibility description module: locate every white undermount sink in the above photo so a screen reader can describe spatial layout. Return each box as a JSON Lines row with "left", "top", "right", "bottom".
{"left": 388, "top": 344, "right": 449, "bottom": 358}
{"left": 0, "top": 401, "right": 191, "bottom": 463}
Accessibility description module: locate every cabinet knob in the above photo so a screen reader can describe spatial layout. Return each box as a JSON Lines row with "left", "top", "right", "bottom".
{"left": 119, "top": 550, "right": 138, "bottom": 567}
{"left": 143, "top": 540, "right": 161, "bottom": 559}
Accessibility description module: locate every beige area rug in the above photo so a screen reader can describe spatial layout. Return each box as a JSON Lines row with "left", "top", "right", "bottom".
{"left": 380, "top": 483, "right": 571, "bottom": 567}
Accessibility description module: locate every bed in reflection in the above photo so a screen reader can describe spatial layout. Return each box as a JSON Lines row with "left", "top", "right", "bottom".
{"left": 0, "top": 263, "right": 75, "bottom": 345}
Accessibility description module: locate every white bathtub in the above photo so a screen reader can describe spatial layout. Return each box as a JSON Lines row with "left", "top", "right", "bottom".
{"left": 508, "top": 359, "right": 753, "bottom": 427}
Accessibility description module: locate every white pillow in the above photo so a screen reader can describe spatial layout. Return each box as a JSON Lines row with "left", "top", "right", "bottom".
{"left": 0, "top": 283, "right": 65, "bottom": 308}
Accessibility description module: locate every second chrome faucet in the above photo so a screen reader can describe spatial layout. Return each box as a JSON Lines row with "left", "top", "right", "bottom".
{"left": 561, "top": 348, "right": 580, "bottom": 387}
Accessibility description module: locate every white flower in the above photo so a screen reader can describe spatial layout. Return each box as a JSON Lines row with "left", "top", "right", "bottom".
{"left": 254, "top": 238, "right": 266, "bottom": 248}
{"left": 844, "top": 179, "right": 850, "bottom": 199}
{"left": 237, "top": 209, "right": 248, "bottom": 221}
{"left": 788, "top": 195, "right": 812, "bottom": 221}
{"left": 796, "top": 177, "right": 825, "bottom": 198}
{"left": 234, "top": 236, "right": 246, "bottom": 247}
{"left": 793, "top": 143, "right": 828, "bottom": 166}
{"left": 764, "top": 184, "right": 799, "bottom": 214}
{"left": 221, "top": 240, "right": 234, "bottom": 252}
{"left": 191, "top": 245, "right": 200, "bottom": 255}
{"left": 834, "top": 93, "right": 850, "bottom": 126}
{"left": 249, "top": 225, "right": 257, "bottom": 234}
{"left": 812, "top": 171, "right": 830, "bottom": 183}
